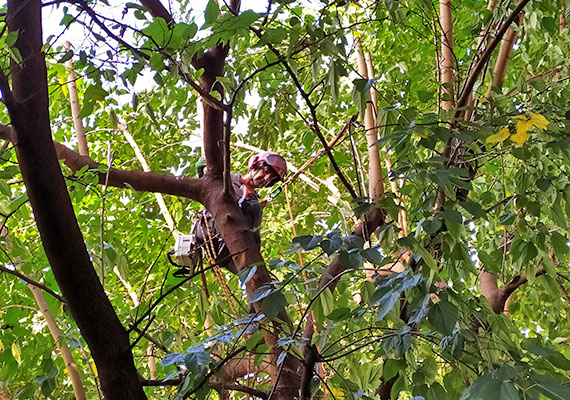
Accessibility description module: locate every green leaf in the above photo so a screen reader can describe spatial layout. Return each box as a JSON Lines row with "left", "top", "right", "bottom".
{"left": 327, "top": 307, "right": 351, "bottom": 321}
{"left": 5, "top": 29, "right": 19, "bottom": 47}
{"left": 376, "top": 292, "right": 399, "bottom": 321}
{"left": 320, "top": 288, "right": 334, "bottom": 316}
{"left": 529, "top": 374, "right": 570, "bottom": 400}
{"left": 417, "top": 89, "right": 434, "bottom": 103}
{"left": 262, "top": 291, "right": 287, "bottom": 320}
{"left": 459, "top": 200, "right": 486, "bottom": 219}
{"left": 360, "top": 247, "right": 383, "bottom": 264}
{"left": 238, "top": 265, "right": 258, "bottom": 285}
{"left": 536, "top": 177, "right": 551, "bottom": 191}
{"left": 414, "top": 246, "right": 437, "bottom": 272}
{"left": 204, "top": 0, "right": 219, "bottom": 26}
{"left": 498, "top": 381, "right": 519, "bottom": 400}
{"left": 551, "top": 196, "right": 568, "bottom": 230}
{"left": 148, "top": 53, "right": 164, "bottom": 71}
{"left": 257, "top": 27, "right": 288, "bottom": 46}
{"left": 292, "top": 235, "right": 322, "bottom": 250}
{"left": 352, "top": 79, "right": 372, "bottom": 116}
{"left": 428, "top": 299, "right": 457, "bottom": 335}
{"left": 58, "top": 50, "right": 73, "bottom": 63}
{"left": 234, "top": 10, "right": 261, "bottom": 29}
{"left": 339, "top": 249, "right": 363, "bottom": 269}
{"left": 328, "top": 60, "right": 339, "bottom": 102}
{"left": 523, "top": 339, "right": 570, "bottom": 370}
{"left": 250, "top": 285, "right": 273, "bottom": 303}
{"left": 550, "top": 232, "right": 569, "bottom": 260}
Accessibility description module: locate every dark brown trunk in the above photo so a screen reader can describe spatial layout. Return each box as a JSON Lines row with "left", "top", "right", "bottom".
{"left": 6, "top": 1, "right": 145, "bottom": 398}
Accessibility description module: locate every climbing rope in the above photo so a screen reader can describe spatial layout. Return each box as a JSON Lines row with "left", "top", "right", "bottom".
{"left": 200, "top": 213, "right": 238, "bottom": 316}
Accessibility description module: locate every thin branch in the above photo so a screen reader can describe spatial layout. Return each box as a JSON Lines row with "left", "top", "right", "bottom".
{"left": 211, "top": 382, "right": 269, "bottom": 399}
{"left": 0, "top": 265, "right": 65, "bottom": 303}
{"left": 141, "top": 378, "right": 181, "bottom": 386}
{"left": 182, "top": 346, "right": 248, "bottom": 399}
{"left": 128, "top": 265, "right": 213, "bottom": 333}
{"left": 455, "top": 0, "right": 531, "bottom": 115}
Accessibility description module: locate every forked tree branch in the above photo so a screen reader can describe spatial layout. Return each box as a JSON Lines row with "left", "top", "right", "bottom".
{"left": 480, "top": 267, "right": 545, "bottom": 313}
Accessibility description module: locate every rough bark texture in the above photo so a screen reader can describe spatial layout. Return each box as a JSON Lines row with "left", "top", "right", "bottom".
{"left": 5, "top": 1, "right": 146, "bottom": 398}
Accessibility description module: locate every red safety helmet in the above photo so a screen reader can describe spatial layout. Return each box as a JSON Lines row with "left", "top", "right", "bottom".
{"left": 248, "top": 151, "right": 287, "bottom": 181}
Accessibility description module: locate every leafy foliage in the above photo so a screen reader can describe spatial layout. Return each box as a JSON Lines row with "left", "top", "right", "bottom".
{"left": 1, "top": 0, "right": 570, "bottom": 398}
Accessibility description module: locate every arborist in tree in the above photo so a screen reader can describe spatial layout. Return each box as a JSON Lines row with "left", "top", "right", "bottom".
{"left": 195, "top": 151, "right": 287, "bottom": 274}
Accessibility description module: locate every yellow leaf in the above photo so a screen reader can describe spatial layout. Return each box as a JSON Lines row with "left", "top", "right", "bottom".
{"left": 92, "top": 362, "right": 98, "bottom": 376}
{"left": 511, "top": 130, "right": 528, "bottom": 146}
{"left": 486, "top": 127, "right": 510, "bottom": 143}
{"left": 329, "top": 386, "right": 344, "bottom": 398}
{"left": 11, "top": 343, "right": 21, "bottom": 365}
{"left": 516, "top": 119, "right": 533, "bottom": 135}
{"left": 512, "top": 115, "right": 528, "bottom": 120}
{"left": 530, "top": 113, "right": 549, "bottom": 130}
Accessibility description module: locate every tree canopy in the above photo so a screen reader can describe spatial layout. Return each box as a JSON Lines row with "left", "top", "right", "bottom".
{"left": 1, "top": 0, "right": 570, "bottom": 399}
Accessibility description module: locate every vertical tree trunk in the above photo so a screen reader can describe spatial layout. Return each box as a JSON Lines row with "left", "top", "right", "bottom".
{"left": 64, "top": 41, "right": 89, "bottom": 157}
{"left": 485, "top": 24, "right": 521, "bottom": 99}
{"left": 356, "top": 41, "right": 384, "bottom": 199}
{"left": 439, "top": 0, "right": 455, "bottom": 111}
{"left": 5, "top": 1, "right": 146, "bottom": 398}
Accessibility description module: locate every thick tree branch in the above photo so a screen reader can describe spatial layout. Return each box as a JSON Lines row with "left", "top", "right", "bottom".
{"left": 0, "top": 124, "right": 206, "bottom": 203}
{"left": 300, "top": 344, "right": 319, "bottom": 400}
{"left": 139, "top": 0, "right": 174, "bottom": 26}
{"left": 480, "top": 267, "right": 545, "bottom": 313}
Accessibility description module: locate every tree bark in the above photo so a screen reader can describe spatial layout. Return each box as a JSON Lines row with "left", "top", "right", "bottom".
{"left": 485, "top": 11, "right": 523, "bottom": 99}
{"left": 5, "top": 1, "right": 146, "bottom": 398}
{"left": 64, "top": 41, "right": 89, "bottom": 157}
{"left": 356, "top": 41, "right": 384, "bottom": 199}
{"left": 439, "top": 0, "right": 455, "bottom": 112}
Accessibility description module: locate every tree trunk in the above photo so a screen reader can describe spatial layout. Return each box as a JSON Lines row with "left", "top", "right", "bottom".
{"left": 5, "top": 1, "right": 146, "bottom": 398}
{"left": 64, "top": 41, "right": 89, "bottom": 157}
{"left": 356, "top": 41, "right": 384, "bottom": 199}
{"left": 439, "top": 0, "right": 455, "bottom": 111}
